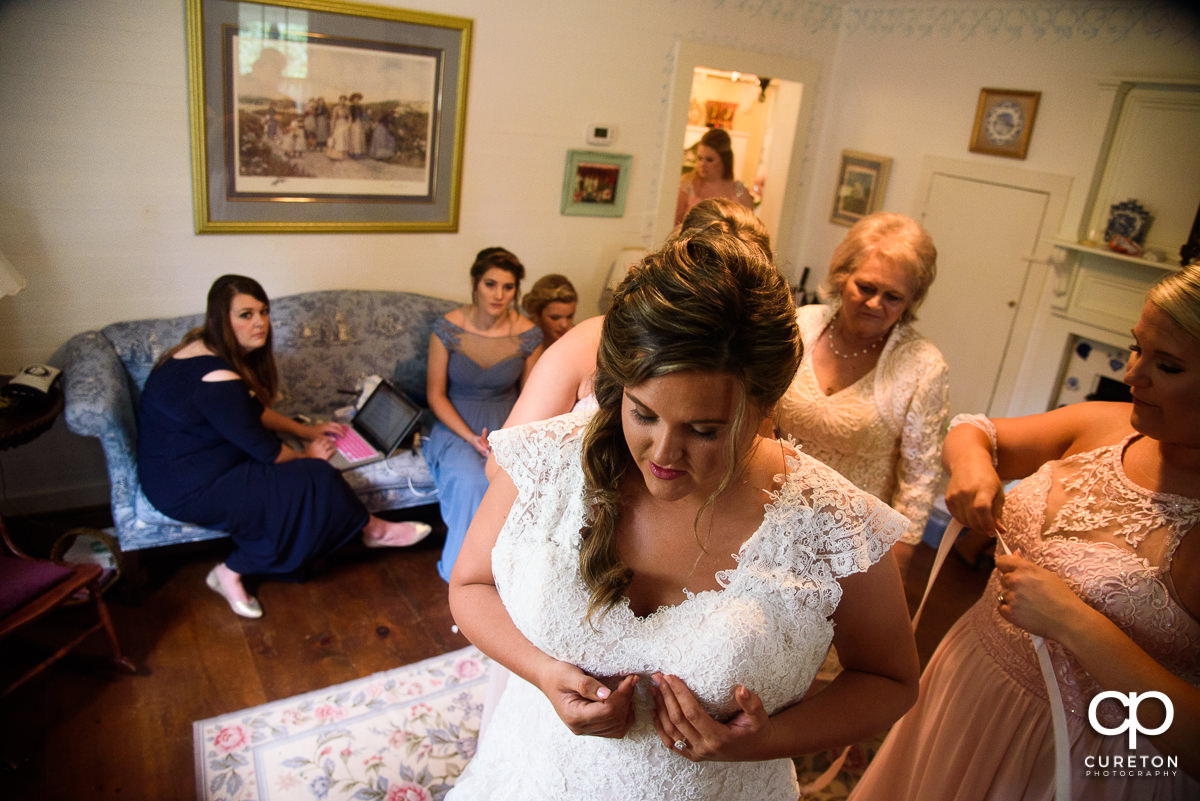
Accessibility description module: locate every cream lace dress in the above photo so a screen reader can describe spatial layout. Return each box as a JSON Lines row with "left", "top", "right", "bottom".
{"left": 776, "top": 305, "right": 950, "bottom": 544}
{"left": 447, "top": 411, "right": 907, "bottom": 800}
{"left": 850, "top": 434, "right": 1200, "bottom": 800}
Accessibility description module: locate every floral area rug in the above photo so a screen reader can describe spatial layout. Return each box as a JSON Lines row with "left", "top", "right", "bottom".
{"left": 195, "top": 643, "right": 881, "bottom": 801}
{"left": 193, "top": 646, "right": 490, "bottom": 801}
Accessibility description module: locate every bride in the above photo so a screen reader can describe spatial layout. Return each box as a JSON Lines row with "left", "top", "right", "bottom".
{"left": 447, "top": 223, "right": 919, "bottom": 799}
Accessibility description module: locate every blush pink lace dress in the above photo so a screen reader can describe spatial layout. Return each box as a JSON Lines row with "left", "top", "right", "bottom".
{"left": 447, "top": 411, "right": 906, "bottom": 800}
{"left": 850, "top": 434, "right": 1200, "bottom": 801}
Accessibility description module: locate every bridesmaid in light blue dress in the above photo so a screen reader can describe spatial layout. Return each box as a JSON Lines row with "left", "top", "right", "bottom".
{"left": 426, "top": 247, "right": 542, "bottom": 580}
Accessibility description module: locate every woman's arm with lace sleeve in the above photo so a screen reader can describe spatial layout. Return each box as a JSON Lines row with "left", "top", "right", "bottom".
{"left": 890, "top": 352, "right": 949, "bottom": 544}
{"left": 943, "top": 401, "right": 1130, "bottom": 533}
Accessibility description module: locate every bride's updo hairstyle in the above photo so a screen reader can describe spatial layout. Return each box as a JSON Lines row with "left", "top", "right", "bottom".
{"left": 1148, "top": 261, "right": 1200, "bottom": 341}
{"left": 578, "top": 223, "right": 800, "bottom": 619}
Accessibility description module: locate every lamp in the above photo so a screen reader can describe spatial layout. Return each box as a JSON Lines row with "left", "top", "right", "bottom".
{"left": 598, "top": 246, "right": 648, "bottom": 313}
{"left": 0, "top": 250, "right": 26, "bottom": 298}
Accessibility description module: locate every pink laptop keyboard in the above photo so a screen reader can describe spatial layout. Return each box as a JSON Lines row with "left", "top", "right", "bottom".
{"left": 336, "top": 428, "right": 377, "bottom": 462}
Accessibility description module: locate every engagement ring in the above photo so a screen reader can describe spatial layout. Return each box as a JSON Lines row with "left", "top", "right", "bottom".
{"left": 673, "top": 738, "right": 689, "bottom": 751}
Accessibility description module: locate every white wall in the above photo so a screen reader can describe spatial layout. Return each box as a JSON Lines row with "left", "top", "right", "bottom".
{"left": 1, "top": 0, "right": 1198, "bottom": 511}
{"left": 794, "top": 1, "right": 1200, "bottom": 293}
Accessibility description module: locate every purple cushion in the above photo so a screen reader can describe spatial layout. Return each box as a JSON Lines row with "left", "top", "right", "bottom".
{"left": 0, "top": 556, "right": 73, "bottom": 619}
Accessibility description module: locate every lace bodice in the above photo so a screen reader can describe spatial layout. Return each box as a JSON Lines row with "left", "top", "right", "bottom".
{"left": 971, "top": 434, "right": 1200, "bottom": 727}
{"left": 449, "top": 411, "right": 907, "bottom": 800}
{"left": 775, "top": 304, "right": 950, "bottom": 544}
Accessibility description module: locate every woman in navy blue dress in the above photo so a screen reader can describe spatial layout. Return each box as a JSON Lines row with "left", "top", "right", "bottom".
{"left": 138, "top": 275, "right": 430, "bottom": 618}
{"left": 425, "top": 248, "right": 543, "bottom": 581}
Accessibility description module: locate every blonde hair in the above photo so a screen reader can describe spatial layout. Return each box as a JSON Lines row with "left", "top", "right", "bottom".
{"left": 1148, "top": 262, "right": 1200, "bottom": 341}
{"left": 823, "top": 212, "right": 937, "bottom": 324}
{"left": 522, "top": 274, "right": 578, "bottom": 319}
{"left": 578, "top": 223, "right": 800, "bottom": 620}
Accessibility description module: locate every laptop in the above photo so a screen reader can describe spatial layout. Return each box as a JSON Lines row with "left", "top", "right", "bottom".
{"left": 325, "top": 380, "right": 423, "bottom": 471}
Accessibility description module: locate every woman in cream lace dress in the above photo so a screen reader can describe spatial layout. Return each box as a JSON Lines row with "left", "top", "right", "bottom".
{"left": 851, "top": 263, "right": 1200, "bottom": 800}
{"left": 776, "top": 212, "right": 949, "bottom": 575}
{"left": 448, "top": 223, "right": 918, "bottom": 799}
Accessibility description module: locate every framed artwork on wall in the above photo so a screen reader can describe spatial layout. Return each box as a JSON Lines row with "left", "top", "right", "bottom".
{"left": 968, "top": 88, "right": 1041, "bottom": 159}
{"left": 830, "top": 150, "right": 892, "bottom": 227}
{"left": 560, "top": 150, "right": 633, "bottom": 217}
{"left": 186, "top": 0, "right": 472, "bottom": 233}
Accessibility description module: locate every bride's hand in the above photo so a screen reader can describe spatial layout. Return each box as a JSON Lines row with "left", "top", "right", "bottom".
{"left": 650, "top": 673, "right": 770, "bottom": 762}
{"left": 537, "top": 660, "right": 637, "bottom": 739}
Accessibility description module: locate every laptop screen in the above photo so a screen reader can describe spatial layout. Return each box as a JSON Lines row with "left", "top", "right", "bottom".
{"left": 354, "top": 381, "right": 422, "bottom": 452}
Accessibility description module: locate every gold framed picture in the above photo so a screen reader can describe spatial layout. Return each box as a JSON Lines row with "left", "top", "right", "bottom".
{"left": 830, "top": 150, "right": 892, "bottom": 227}
{"left": 969, "top": 88, "right": 1041, "bottom": 159}
{"left": 186, "top": 0, "right": 472, "bottom": 233}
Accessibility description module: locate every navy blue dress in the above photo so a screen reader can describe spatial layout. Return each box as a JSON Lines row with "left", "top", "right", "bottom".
{"left": 137, "top": 355, "right": 368, "bottom": 577}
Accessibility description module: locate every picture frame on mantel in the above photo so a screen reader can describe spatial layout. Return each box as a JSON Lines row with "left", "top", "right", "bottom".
{"left": 561, "top": 150, "right": 633, "bottom": 217}
{"left": 969, "top": 88, "right": 1040, "bottom": 159}
{"left": 186, "top": 0, "right": 472, "bottom": 233}
{"left": 830, "top": 150, "right": 892, "bottom": 227}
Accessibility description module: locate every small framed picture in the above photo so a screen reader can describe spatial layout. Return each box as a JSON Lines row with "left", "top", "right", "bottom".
{"left": 561, "top": 150, "right": 633, "bottom": 217}
{"left": 969, "top": 88, "right": 1041, "bottom": 159}
{"left": 830, "top": 150, "right": 892, "bottom": 227}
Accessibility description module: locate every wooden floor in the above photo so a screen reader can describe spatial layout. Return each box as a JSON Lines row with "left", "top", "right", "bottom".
{"left": 0, "top": 505, "right": 988, "bottom": 801}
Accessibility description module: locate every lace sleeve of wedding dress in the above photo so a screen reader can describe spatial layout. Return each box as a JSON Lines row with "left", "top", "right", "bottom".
{"left": 776, "top": 449, "right": 911, "bottom": 580}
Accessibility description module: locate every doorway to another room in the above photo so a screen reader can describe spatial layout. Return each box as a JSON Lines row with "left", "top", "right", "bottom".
{"left": 678, "top": 67, "right": 803, "bottom": 251}
{"left": 655, "top": 42, "right": 820, "bottom": 272}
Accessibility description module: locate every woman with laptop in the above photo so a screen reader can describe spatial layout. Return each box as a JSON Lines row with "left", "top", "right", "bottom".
{"left": 425, "top": 247, "right": 543, "bottom": 582}
{"left": 137, "top": 275, "right": 432, "bottom": 619}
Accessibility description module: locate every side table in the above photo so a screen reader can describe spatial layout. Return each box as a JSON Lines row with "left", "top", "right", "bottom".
{"left": 0, "top": 377, "right": 64, "bottom": 452}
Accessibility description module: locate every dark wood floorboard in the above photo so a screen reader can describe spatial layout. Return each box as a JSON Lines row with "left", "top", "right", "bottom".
{"left": 0, "top": 506, "right": 987, "bottom": 801}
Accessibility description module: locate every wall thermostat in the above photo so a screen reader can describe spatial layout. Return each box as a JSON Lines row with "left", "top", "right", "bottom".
{"left": 586, "top": 124, "right": 615, "bottom": 146}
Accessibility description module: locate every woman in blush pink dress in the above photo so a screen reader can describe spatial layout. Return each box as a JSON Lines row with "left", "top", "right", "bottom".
{"left": 850, "top": 263, "right": 1200, "bottom": 800}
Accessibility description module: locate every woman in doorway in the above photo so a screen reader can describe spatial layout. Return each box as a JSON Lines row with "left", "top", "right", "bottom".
{"left": 674, "top": 128, "right": 755, "bottom": 226}
{"left": 425, "top": 247, "right": 543, "bottom": 581}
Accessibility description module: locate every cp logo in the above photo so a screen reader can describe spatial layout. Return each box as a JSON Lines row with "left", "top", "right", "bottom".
{"left": 1088, "top": 691, "right": 1174, "bottom": 748}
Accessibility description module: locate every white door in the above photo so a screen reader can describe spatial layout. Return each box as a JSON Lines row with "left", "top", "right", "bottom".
{"left": 914, "top": 159, "right": 1071, "bottom": 418}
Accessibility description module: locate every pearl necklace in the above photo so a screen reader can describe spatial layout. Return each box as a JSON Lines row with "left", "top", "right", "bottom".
{"left": 825, "top": 313, "right": 885, "bottom": 360}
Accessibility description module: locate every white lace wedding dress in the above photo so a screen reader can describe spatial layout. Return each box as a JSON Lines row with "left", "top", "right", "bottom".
{"left": 447, "top": 411, "right": 907, "bottom": 800}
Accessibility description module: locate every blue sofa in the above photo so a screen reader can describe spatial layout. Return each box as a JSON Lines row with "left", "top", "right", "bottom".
{"left": 60, "top": 289, "right": 456, "bottom": 552}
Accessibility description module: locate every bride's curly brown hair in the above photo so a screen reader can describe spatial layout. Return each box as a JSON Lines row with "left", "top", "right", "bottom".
{"left": 578, "top": 221, "right": 800, "bottom": 620}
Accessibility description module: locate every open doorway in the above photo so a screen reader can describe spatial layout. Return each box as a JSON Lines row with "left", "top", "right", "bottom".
{"left": 679, "top": 67, "right": 803, "bottom": 250}
{"left": 655, "top": 42, "right": 820, "bottom": 274}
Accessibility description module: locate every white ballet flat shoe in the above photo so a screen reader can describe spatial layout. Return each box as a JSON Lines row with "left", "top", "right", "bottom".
{"left": 206, "top": 566, "right": 263, "bottom": 619}
{"left": 363, "top": 521, "right": 433, "bottom": 549}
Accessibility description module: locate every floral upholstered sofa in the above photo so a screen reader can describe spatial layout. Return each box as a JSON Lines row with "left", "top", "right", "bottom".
{"left": 60, "top": 289, "right": 456, "bottom": 552}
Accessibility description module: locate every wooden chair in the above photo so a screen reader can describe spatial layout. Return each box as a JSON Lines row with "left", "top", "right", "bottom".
{"left": 0, "top": 518, "right": 135, "bottom": 699}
